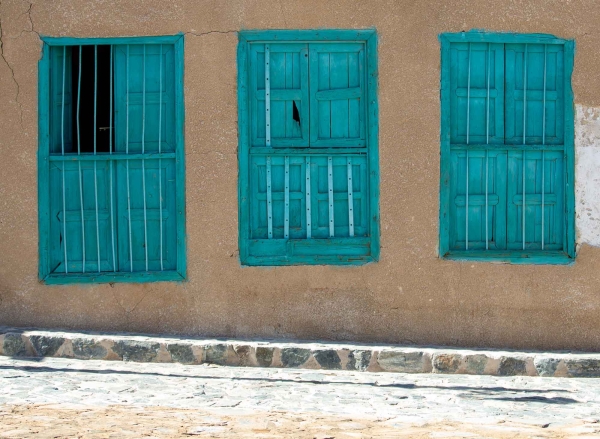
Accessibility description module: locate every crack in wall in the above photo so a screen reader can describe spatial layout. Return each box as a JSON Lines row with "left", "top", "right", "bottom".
{"left": 0, "top": 0, "right": 24, "bottom": 126}
{"left": 185, "top": 30, "right": 237, "bottom": 38}
{"left": 111, "top": 288, "right": 149, "bottom": 317}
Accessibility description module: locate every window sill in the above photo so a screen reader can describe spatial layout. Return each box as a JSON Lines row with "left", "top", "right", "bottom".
{"left": 41, "top": 271, "right": 186, "bottom": 285}
{"left": 442, "top": 250, "right": 575, "bottom": 265}
{"left": 242, "top": 255, "right": 377, "bottom": 266}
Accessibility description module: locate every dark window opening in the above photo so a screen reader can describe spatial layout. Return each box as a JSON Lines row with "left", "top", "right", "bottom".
{"left": 71, "top": 45, "right": 113, "bottom": 153}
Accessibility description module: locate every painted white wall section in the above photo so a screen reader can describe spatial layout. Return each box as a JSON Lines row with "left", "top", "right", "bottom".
{"left": 575, "top": 104, "right": 600, "bottom": 248}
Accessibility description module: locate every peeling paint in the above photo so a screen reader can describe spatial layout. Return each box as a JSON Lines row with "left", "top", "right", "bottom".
{"left": 575, "top": 104, "right": 600, "bottom": 247}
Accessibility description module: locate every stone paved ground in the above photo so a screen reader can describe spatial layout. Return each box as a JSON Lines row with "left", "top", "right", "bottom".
{"left": 1, "top": 356, "right": 600, "bottom": 438}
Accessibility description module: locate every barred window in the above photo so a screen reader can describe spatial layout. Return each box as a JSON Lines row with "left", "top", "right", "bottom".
{"left": 38, "top": 36, "right": 186, "bottom": 283}
{"left": 439, "top": 32, "right": 575, "bottom": 264}
{"left": 237, "top": 30, "right": 380, "bottom": 265}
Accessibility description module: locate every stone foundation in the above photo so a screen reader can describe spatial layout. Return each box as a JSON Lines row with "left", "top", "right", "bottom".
{"left": 1, "top": 327, "right": 599, "bottom": 377}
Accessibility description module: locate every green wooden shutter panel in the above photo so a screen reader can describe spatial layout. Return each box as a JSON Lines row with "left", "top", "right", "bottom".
{"left": 250, "top": 43, "right": 309, "bottom": 147}
{"left": 114, "top": 44, "right": 178, "bottom": 272}
{"left": 442, "top": 34, "right": 572, "bottom": 260}
{"left": 309, "top": 43, "right": 366, "bottom": 147}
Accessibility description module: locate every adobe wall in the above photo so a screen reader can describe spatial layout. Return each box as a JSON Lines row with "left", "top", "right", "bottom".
{"left": 1, "top": 0, "right": 599, "bottom": 351}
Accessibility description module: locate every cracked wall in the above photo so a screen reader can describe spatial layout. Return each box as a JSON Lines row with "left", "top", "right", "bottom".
{"left": 1, "top": 0, "right": 600, "bottom": 352}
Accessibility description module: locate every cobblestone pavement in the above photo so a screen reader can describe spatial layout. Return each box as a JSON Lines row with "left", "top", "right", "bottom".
{"left": 1, "top": 356, "right": 600, "bottom": 438}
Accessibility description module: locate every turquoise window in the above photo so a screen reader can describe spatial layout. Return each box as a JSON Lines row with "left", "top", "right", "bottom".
{"left": 38, "top": 35, "right": 186, "bottom": 284}
{"left": 439, "top": 32, "right": 575, "bottom": 264}
{"left": 237, "top": 30, "right": 380, "bottom": 266}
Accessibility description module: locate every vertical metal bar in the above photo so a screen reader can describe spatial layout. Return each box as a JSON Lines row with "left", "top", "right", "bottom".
{"left": 93, "top": 45, "right": 101, "bottom": 272}
{"left": 284, "top": 156, "right": 289, "bottom": 239}
{"left": 158, "top": 44, "right": 164, "bottom": 270}
{"left": 77, "top": 45, "right": 85, "bottom": 272}
{"left": 485, "top": 43, "right": 490, "bottom": 250}
{"left": 126, "top": 45, "right": 133, "bottom": 271}
{"left": 542, "top": 44, "right": 547, "bottom": 250}
{"left": 61, "top": 46, "right": 68, "bottom": 273}
{"left": 347, "top": 157, "right": 354, "bottom": 237}
{"left": 522, "top": 44, "right": 528, "bottom": 250}
{"left": 328, "top": 156, "right": 334, "bottom": 237}
{"left": 109, "top": 45, "right": 116, "bottom": 271}
{"left": 266, "top": 156, "right": 273, "bottom": 238}
{"left": 306, "top": 156, "right": 311, "bottom": 239}
{"left": 265, "top": 44, "right": 271, "bottom": 147}
{"left": 465, "top": 43, "right": 471, "bottom": 250}
{"left": 141, "top": 45, "right": 149, "bottom": 271}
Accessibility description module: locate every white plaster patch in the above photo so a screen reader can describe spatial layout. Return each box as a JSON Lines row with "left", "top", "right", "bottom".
{"left": 575, "top": 104, "right": 600, "bottom": 247}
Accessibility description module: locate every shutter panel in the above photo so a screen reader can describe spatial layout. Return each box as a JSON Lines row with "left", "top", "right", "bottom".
{"left": 505, "top": 44, "right": 564, "bottom": 145}
{"left": 114, "top": 44, "right": 177, "bottom": 271}
{"left": 309, "top": 43, "right": 366, "bottom": 147}
{"left": 48, "top": 47, "right": 80, "bottom": 273}
{"left": 448, "top": 42, "right": 507, "bottom": 251}
{"left": 505, "top": 44, "right": 565, "bottom": 249}
{"left": 506, "top": 151, "right": 564, "bottom": 250}
{"left": 449, "top": 150, "right": 507, "bottom": 250}
{"left": 249, "top": 43, "right": 309, "bottom": 147}
{"left": 50, "top": 160, "right": 115, "bottom": 273}
{"left": 450, "top": 42, "right": 504, "bottom": 145}
{"left": 50, "top": 46, "right": 73, "bottom": 154}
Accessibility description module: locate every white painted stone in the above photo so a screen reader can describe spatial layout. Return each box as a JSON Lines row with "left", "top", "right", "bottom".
{"left": 575, "top": 104, "right": 600, "bottom": 248}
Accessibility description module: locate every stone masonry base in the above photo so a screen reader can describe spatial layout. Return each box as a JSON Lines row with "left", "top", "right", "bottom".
{"left": 1, "top": 327, "right": 599, "bottom": 377}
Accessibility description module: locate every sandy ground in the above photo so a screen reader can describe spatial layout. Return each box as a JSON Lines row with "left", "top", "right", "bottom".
{"left": 1, "top": 404, "right": 598, "bottom": 438}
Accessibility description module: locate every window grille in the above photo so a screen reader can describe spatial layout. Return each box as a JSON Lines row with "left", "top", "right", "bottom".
{"left": 38, "top": 36, "right": 186, "bottom": 283}
{"left": 439, "top": 32, "right": 575, "bottom": 263}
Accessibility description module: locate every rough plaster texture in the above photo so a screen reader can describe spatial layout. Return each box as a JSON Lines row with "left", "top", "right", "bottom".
{"left": 1, "top": 0, "right": 600, "bottom": 351}
{"left": 575, "top": 104, "right": 600, "bottom": 248}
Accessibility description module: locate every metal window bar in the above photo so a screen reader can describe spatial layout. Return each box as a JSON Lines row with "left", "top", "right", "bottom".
{"left": 61, "top": 46, "right": 68, "bottom": 273}
{"left": 265, "top": 44, "right": 271, "bottom": 147}
{"left": 347, "top": 157, "right": 354, "bottom": 237}
{"left": 93, "top": 45, "right": 101, "bottom": 272}
{"left": 522, "top": 44, "right": 528, "bottom": 250}
{"left": 284, "top": 156, "right": 289, "bottom": 239}
{"left": 158, "top": 44, "right": 164, "bottom": 270}
{"left": 126, "top": 45, "right": 133, "bottom": 271}
{"left": 542, "top": 44, "right": 547, "bottom": 250}
{"left": 266, "top": 156, "right": 273, "bottom": 239}
{"left": 141, "top": 45, "right": 149, "bottom": 271}
{"left": 77, "top": 45, "right": 86, "bottom": 272}
{"left": 306, "top": 156, "right": 311, "bottom": 239}
{"left": 328, "top": 156, "right": 334, "bottom": 237}
{"left": 485, "top": 44, "right": 490, "bottom": 250}
{"left": 109, "top": 45, "right": 116, "bottom": 271}
{"left": 465, "top": 43, "right": 471, "bottom": 250}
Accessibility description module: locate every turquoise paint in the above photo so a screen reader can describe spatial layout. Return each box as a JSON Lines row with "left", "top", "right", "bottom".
{"left": 439, "top": 31, "right": 575, "bottom": 264}
{"left": 38, "top": 36, "right": 186, "bottom": 284}
{"left": 41, "top": 34, "right": 183, "bottom": 46}
{"left": 238, "top": 29, "right": 379, "bottom": 266}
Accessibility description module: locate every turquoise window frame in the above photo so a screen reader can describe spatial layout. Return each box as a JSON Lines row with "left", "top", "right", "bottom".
{"left": 38, "top": 34, "right": 186, "bottom": 284}
{"left": 237, "top": 29, "right": 380, "bottom": 266}
{"left": 439, "top": 31, "right": 575, "bottom": 265}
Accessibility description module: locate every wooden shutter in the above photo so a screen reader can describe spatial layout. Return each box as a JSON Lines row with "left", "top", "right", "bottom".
{"left": 249, "top": 43, "right": 309, "bottom": 147}
{"left": 114, "top": 44, "right": 178, "bottom": 271}
{"left": 506, "top": 149, "right": 564, "bottom": 250}
{"left": 505, "top": 44, "right": 564, "bottom": 145}
{"left": 504, "top": 44, "right": 565, "bottom": 249}
{"left": 450, "top": 42, "right": 504, "bottom": 145}
{"left": 444, "top": 36, "right": 570, "bottom": 256}
{"left": 309, "top": 43, "right": 366, "bottom": 147}
{"left": 449, "top": 150, "right": 508, "bottom": 250}
{"left": 448, "top": 43, "right": 507, "bottom": 250}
